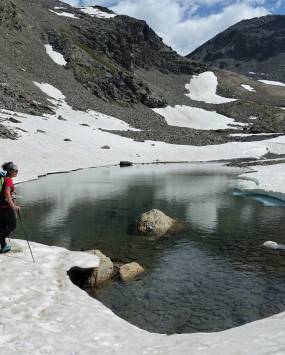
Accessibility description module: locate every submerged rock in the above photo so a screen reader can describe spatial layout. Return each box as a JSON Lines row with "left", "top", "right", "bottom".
{"left": 137, "top": 209, "right": 176, "bottom": 237}
{"left": 119, "top": 262, "right": 144, "bottom": 282}
{"left": 87, "top": 250, "right": 114, "bottom": 286}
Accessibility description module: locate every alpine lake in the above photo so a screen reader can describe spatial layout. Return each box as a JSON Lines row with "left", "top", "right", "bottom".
{"left": 16, "top": 163, "right": 285, "bottom": 334}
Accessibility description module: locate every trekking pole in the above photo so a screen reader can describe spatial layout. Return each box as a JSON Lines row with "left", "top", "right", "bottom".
{"left": 17, "top": 211, "right": 35, "bottom": 263}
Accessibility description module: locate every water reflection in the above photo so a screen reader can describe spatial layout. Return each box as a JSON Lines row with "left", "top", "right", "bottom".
{"left": 16, "top": 163, "right": 285, "bottom": 334}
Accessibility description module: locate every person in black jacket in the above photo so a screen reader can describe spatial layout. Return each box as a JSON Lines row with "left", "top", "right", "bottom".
{"left": 0, "top": 162, "right": 20, "bottom": 253}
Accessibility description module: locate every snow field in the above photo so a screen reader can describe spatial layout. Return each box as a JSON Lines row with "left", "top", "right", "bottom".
{"left": 0, "top": 81, "right": 274, "bottom": 184}
{"left": 258, "top": 80, "right": 285, "bottom": 87}
{"left": 230, "top": 133, "right": 282, "bottom": 137}
{"left": 153, "top": 105, "right": 247, "bottom": 130}
{"left": 80, "top": 7, "right": 117, "bottom": 18}
{"left": 185, "top": 71, "right": 237, "bottom": 104}
{"left": 44, "top": 45, "right": 67, "bottom": 66}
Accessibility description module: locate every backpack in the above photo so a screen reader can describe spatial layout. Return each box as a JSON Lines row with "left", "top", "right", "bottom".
{"left": 0, "top": 171, "right": 6, "bottom": 194}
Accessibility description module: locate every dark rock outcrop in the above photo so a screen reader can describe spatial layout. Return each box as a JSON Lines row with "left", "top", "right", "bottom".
{"left": 0, "top": 0, "right": 23, "bottom": 30}
{"left": 47, "top": 14, "right": 204, "bottom": 107}
{"left": 187, "top": 15, "right": 285, "bottom": 82}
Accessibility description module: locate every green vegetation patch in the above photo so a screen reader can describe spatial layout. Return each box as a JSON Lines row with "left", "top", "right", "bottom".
{"left": 75, "top": 41, "right": 118, "bottom": 75}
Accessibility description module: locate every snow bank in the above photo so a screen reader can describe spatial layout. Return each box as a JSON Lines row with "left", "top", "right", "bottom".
{"left": 0, "top": 81, "right": 274, "bottom": 183}
{"left": 80, "top": 6, "right": 117, "bottom": 18}
{"left": 258, "top": 80, "right": 285, "bottom": 87}
{"left": 33, "top": 82, "right": 65, "bottom": 100}
{"left": 185, "top": 71, "right": 236, "bottom": 104}
{"left": 237, "top": 163, "right": 285, "bottom": 200}
{"left": 1, "top": 239, "right": 285, "bottom": 354}
{"left": 236, "top": 136, "right": 285, "bottom": 199}
{"left": 241, "top": 84, "right": 256, "bottom": 92}
{"left": 230, "top": 133, "right": 282, "bottom": 137}
{"left": 153, "top": 105, "right": 247, "bottom": 130}
{"left": 49, "top": 10, "right": 79, "bottom": 19}
{"left": 44, "top": 44, "right": 67, "bottom": 66}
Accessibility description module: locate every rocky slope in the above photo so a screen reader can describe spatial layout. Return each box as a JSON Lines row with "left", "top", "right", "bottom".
{"left": 0, "top": 0, "right": 203, "bottom": 111}
{"left": 0, "top": 1, "right": 284, "bottom": 147}
{"left": 187, "top": 15, "right": 285, "bottom": 82}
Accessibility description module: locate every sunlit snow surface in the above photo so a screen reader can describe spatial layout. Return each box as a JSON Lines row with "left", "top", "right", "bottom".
{"left": 153, "top": 105, "right": 247, "bottom": 130}
{"left": 241, "top": 84, "right": 256, "bottom": 92}
{"left": 185, "top": 71, "right": 237, "bottom": 104}
{"left": 33, "top": 82, "right": 65, "bottom": 100}
{"left": 258, "top": 80, "right": 285, "bottom": 87}
{"left": 230, "top": 133, "right": 282, "bottom": 137}
{"left": 263, "top": 241, "right": 285, "bottom": 250}
{"left": 0, "top": 82, "right": 275, "bottom": 183}
{"left": 80, "top": 6, "right": 117, "bottom": 18}
{"left": 44, "top": 44, "right": 67, "bottom": 66}
{"left": 237, "top": 136, "right": 285, "bottom": 199}
{"left": 49, "top": 9, "right": 79, "bottom": 19}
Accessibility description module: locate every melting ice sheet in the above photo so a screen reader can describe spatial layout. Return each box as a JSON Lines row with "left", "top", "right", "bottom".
{"left": 233, "top": 191, "right": 285, "bottom": 207}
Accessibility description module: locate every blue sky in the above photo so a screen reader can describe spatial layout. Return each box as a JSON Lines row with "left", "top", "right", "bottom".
{"left": 63, "top": 0, "right": 285, "bottom": 54}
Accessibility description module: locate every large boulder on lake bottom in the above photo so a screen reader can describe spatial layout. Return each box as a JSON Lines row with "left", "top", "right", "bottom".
{"left": 119, "top": 262, "right": 144, "bottom": 282}
{"left": 137, "top": 209, "right": 176, "bottom": 237}
{"left": 87, "top": 250, "right": 114, "bottom": 286}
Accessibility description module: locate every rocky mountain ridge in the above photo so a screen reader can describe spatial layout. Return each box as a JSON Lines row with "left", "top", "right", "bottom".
{"left": 187, "top": 15, "right": 285, "bottom": 82}
{"left": 0, "top": 0, "right": 205, "bottom": 112}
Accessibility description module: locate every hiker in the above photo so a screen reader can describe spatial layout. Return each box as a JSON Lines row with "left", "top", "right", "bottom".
{"left": 0, "top": 162, "right": 20, "bottom": 253}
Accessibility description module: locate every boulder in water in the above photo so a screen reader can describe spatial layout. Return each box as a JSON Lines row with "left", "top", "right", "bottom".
{"left": 137, "top": 209, "right": 176, "bottom": 237}
{"left": 119, "top": 262, "right": 144, "bottom": 282}
{"left": 87, "top": 250, "right": 114, "bottom": 286}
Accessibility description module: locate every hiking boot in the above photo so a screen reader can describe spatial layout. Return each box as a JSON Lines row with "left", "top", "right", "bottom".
{"left": 0, "top": 245, "right": 11, "bottom": 253}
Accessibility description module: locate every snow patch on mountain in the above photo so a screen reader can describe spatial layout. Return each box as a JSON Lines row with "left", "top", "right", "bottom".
{"left": 185, "top": 71, "right": 237, "bottom": 104}
{"left": 45, "top": 44, "right": 67, "bottom": 66}
{"left": 49, "top": 10, "right": 79, "bottom": 19}
{"left": 153, "top": 105, "right": 247, "bottom": 130}
{"left": 44, "top": 45, "right": 67, "bottom": 66}
{"left": 258, "top": 80, "right": 285, "bottom": 87}
{"left": 33, "top": 82, "right": 66, "bottom": 101}
{"left": 0, "top": 82, "right": 277, "bottom": 183}
{"left": 230, "top": 133, "right": 282, "bottom": 137}
{"left": 80, "top": 7, "right": 116, "bottom": 18}
{"left": 241, "top": 84, "right": 256, "bottom": 92}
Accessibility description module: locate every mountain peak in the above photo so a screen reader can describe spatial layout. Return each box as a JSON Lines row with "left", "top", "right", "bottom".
{"left": 187, "top": 14, "right": 285, "bottom": 82}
